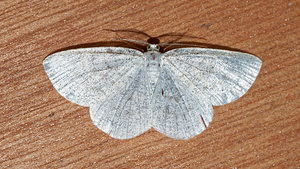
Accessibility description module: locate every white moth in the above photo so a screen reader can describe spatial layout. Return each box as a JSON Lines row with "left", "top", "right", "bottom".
{"left": 43, "top": 40, "right": 262, "bottom": 140}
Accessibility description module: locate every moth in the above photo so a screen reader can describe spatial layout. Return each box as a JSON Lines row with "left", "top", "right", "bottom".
{"left": 43, "top": 38, "right": 262, "bottom": 139}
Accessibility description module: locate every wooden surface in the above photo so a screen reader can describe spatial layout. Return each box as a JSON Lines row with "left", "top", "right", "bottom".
{"left": 1, "top": 0, "right": 299, "bottom": 168}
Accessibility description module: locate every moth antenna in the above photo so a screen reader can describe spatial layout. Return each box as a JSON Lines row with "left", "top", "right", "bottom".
{"left": 117, "top": 38, "right": 149, "bottom": 45}
{"left": 160, "top": 42, "right": 202, "bottom": 52}
{"left": 160, "top": 42, "right": 201, "bottom": 46}
{"left": 156, "top": 32, "right": 206, "bottom": 43}
{"left": 103, "top": 29, "right": 151, "bottom": 38}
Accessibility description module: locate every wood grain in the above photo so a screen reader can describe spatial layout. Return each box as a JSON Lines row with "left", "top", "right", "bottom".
{"left": 0, "top": 0, "right": 299, "bottom": 168}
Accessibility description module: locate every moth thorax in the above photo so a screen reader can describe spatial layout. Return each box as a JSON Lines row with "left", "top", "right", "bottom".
{"left": 145, "top": 51, "right": 161, "bottom": 92}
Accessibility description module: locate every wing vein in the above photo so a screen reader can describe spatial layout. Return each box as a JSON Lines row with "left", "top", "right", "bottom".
{"left": 164, "top": 69, "right": 191, "bottom": 139}
{"left": 94, "top": 64, "right": 138, "bottom": 121}
{"left": 110, "top": 68, "right": 142, "bottom": 135}
{"left": 165, "top": 68, "right": 200, "bottom": 136}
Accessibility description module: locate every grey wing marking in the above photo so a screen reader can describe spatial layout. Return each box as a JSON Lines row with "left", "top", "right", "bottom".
{"left": 43, "top": 47, "right": 143, "bottom": 107}
{"left": 162, "top": 48, "right": 262, "bottom": 106}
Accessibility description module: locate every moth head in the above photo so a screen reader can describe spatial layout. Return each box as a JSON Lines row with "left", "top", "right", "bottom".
{"left": 146, "top": 44, "right": 160, "bottom": 51}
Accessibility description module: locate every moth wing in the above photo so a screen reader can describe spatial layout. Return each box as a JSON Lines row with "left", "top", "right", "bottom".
{"left": 90, "top": 67, "right": 152, "bottom": 139}
{"left": 151, "top": 67, "right": 213, "bottom": 140}
{"left": 43, "top": 47, "right": 144, "bottom": 107}
{"left": 162, "top": 48, "right": 262, "bottom": 106}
